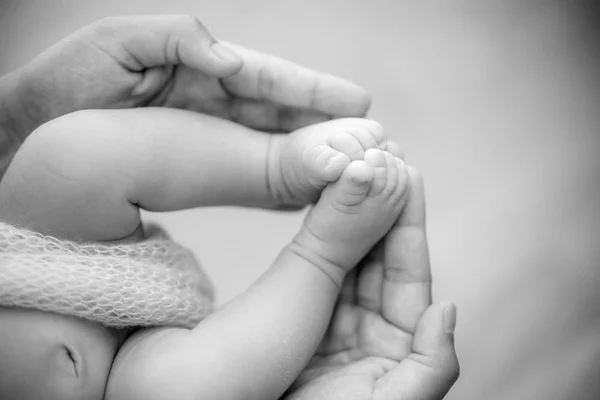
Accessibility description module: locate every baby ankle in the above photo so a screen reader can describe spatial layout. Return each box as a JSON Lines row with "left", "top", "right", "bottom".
{"left": 265, "top": 134, "right": 293, "bottom": 206}
{"left": 289, "top": 229, "right": 349, "bottom": 288}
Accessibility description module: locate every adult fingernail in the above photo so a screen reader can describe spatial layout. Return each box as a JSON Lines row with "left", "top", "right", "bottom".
{"left": 211, "top": 42, "right": 242, "bottom": 64}
{"left": 443, "top": 302, "right": 457, "bottom": 334}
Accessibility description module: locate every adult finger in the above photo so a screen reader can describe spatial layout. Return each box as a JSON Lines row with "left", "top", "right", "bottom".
{"left": 84, "top": 15, "right": 243, "bottom": 77}
{"left": 356, "top": 258, "right": 384, "bottom": 314}
{"left": 386, "top": 141, "right": 406, "bottom": 160}
{"left": 339, "top": 266, "right": 358, "bottom": 305}
{"left": 162, "top": 66, "right": 334, "bottom": 131}
{"left": 356, "top": 242, "right": 385, "bottom": 313}
{"left": 376, "top": 302, "right": 460, "bottom": 400}
{"left": 224, "top": 97, "right": 333, "bottom": 132}
{"left": 220, "top": 42, "right": 372, "bottom": 118}
{"left": 381, "top": 166, "right": 432, "bottom": 334}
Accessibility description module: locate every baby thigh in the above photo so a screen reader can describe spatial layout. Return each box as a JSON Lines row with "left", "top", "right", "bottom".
{"left": 0, "top": 110, "right": 143, "bottom": 242}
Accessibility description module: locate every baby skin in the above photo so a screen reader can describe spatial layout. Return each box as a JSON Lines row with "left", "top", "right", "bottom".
{"left": 0, "top": 108, "right": 410, "bottom": 400}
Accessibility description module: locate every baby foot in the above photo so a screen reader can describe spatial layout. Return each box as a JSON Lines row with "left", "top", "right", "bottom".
{"left": 292, "top": 149, "right": 410, "bottom": 281}
{"left": 268, "top": 118, "right": 387, "bottom": 206}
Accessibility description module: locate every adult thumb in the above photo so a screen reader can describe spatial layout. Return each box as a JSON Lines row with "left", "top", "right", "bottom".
{"left": 376, "top": 302, "right": 460, "bottom": 400}
{"left": 85, "top": 15, "right": 243, "bottom": 77}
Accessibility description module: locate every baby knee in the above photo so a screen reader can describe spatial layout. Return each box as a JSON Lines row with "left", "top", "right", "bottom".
{"left": 14, "top": 110, "right": 121, "bottom": 183}
{"left": 24, "top": 109, "right": 113, "bottom": 154}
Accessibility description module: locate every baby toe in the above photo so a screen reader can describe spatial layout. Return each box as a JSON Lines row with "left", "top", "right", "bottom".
{"left": 364, "top": 149, "right": 388, "bottom": 197}
{"left": 364, "top": 148, "right": 387, "bottom": 167}
{"left": 386, "top": 140, "right": 405, "bottom": 160}
{"left": 390, "top": 156, "right": 410, "bottom": 202}
{"left": 304, "top": 144, "right": 351, "bottom": 184}
{"left": 328, "top": 132, "right": 365, "bottom": 161}
{"left": 362, "top": 120, "right": 386, "bottom": 150}
{"left": 383, "top": 151, "right": 400, "bottom": 195}
{"left": 330, "top": 160, "right": 375, "bottom": 207}
{"left": 346, "top": 126, "right": 378, "bottom": 152}
{"left": 345, "top": 120, "right": 386, "bottom": 152}
{"left": 346, "top": 119, "right": 386, "bottom": 149}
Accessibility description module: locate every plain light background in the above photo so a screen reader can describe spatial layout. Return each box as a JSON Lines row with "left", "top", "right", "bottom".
{"left": 1, "top": 1, "right": 599, "bottom": 399}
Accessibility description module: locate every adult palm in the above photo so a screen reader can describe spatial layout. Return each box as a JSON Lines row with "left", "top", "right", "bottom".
{"left": 11, "top": 15, "right": 370, "bottom": 137}
{"left": 285, "top": 169, "right": 459, "bottom": 400}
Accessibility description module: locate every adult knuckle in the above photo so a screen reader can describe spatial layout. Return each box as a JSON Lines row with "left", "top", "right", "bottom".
{"left": 257, "top": 54, "right": 276, "bottom": 99}
{"left": 90, "top": 16, "right": 122, "bottom": 34}
{"left": 408, "top": 165, "right": 424, "bottom": 184}
{"left": 451, "top": 356, "right": 461, "bottom": 378}
{"left": 307, "top": 71, "right": 322, "bottom": 109}
{"left": 443, "top": 351, "right": 461, "bottom": 383}
{"left": 181, "top": 15, "right": 207, "bottom": 33}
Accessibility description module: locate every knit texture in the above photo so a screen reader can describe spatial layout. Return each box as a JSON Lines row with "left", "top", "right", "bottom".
{"left": 0, "top": 222, "right": 214, "bottom": 328}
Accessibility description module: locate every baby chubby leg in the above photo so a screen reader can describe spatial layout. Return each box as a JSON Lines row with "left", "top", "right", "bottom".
{"left": 0, "top": 108, "right": 276, "bottom": 242}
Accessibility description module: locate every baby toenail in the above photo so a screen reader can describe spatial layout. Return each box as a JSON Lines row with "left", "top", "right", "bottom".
{"left": 325, "top": 153, "right": 344, "bottom": 170}
{"left": 367, "top": 121, "right": 384, "bottom": 141}
{"left": 350, "top": 176, "right": 368, "bottom": 184}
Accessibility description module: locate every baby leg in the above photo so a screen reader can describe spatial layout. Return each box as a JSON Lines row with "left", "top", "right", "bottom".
{"left": 105, "top": 150, "right": 411, "bottom": 400}
{"left": 0, "top": 108, "right": 278, "bottom": 241}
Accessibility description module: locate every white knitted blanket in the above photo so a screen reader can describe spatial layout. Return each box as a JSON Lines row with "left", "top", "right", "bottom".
{"left": 0, "top": 222, "right": 214, "bottom": 328}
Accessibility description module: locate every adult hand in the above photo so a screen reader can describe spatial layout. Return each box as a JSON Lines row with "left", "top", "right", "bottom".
{"left": 5, "top": 15, "right": 370, "bottom": 140}
{"left": 284, "top": 168, "right": 459, "bottom": 400}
